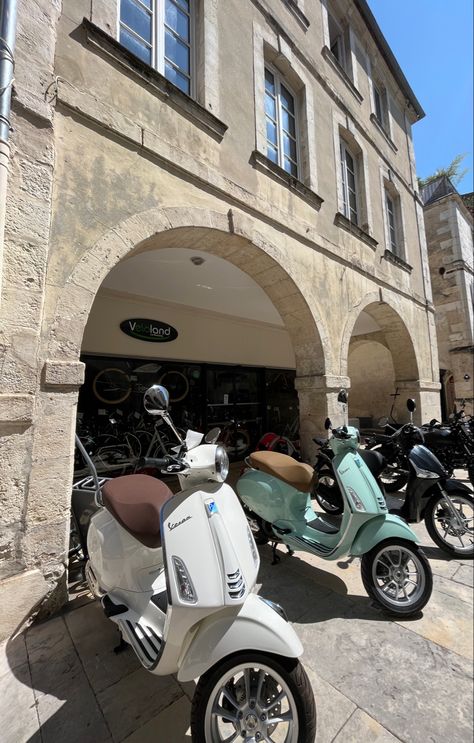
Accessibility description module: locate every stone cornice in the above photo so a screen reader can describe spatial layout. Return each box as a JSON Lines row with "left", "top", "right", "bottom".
{"left": 334, "top": 212, "right": 378, "bottom": 249}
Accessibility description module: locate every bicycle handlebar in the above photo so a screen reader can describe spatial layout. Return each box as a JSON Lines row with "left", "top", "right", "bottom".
{"left": 138, "top": 456, "right": 175, "bottom": 469}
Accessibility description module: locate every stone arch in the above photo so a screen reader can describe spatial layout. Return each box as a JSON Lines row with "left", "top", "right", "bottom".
{"left": 46, "top": 206, "right": 329, "bottom": 379}
{"left": 340, "top": 292, "right": 420, "bottom": 382}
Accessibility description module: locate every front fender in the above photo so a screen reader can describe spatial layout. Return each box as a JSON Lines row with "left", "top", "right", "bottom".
{"left": 442, "top": 479, "right": 473, "bottom": 495}
{"left": 177, "top": 593, "right": 303, "bottom": 682}
{"left": 351, "top": 514, "right": 418, "bottom": 556}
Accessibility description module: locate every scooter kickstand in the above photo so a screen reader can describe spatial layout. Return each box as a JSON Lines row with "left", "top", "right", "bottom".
{"left": 113, "top": 635, "right": 128, "bottom": 655}
{"left": 271, "top": 541, "right": 281, "bottom": 565}
{"left": 286, "top": 544, "right": 294, "bottom": 556}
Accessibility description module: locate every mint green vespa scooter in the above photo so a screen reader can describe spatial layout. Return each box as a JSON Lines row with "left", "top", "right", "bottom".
{"left": 237, "top": 390, "right": 433, "bottom": 617}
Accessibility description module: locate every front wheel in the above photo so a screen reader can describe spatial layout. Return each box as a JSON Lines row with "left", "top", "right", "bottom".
{"left": 361, "top": 538, "right": 432, "bottom": 616}
{"left": 191, "top": 651, "right": 316, "bottom": 743}
{"left": 425, "top": 491, "right": 474, "bottom": 557}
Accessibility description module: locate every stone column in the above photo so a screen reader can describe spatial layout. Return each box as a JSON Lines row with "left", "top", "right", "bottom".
{"left": 391, "top": 380, "right": 442, "bottom": 425}
{"left": 295, "top": 375, "right": 351, "bottom": 461}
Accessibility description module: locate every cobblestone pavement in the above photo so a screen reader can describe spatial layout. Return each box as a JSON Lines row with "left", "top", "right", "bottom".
{"left": 1, "top": 482, "right": 473, "bottom": 743}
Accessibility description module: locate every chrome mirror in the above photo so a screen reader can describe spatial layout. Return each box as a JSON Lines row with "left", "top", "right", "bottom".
{"left": 205, "top": 427, "right": 221, "bottom": 444}
{"left": 144, "top": 385, "right": 170, "bottom": 416}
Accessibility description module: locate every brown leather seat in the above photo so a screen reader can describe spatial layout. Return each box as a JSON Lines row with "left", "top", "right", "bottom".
{"left": 249, "top": 451, "right": 315, "bottom": 493}
{"left": 102, "top": 474, "right": 173, "bottom": 548}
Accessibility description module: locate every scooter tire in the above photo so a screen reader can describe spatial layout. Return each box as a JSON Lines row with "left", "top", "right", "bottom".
{"left": 191, "top": 651, "right": 316, "bottom": 743}
{"left": 361, "top": 538, "right": 433, "bottom": 617}
{"left": 424, "top": 491, "right": 474, "bottom": 558}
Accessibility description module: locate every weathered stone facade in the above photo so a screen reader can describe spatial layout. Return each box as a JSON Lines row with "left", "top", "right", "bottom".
{"left": 0, "top": 0, "right": 440, "bottom": 639}
{"left": 422, "top": 177, "right": 474, "bottom": 416}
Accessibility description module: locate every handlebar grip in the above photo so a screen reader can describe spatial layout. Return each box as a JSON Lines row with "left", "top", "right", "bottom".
{"left": 138, "top": 456, "right": 171, "bottom": 469}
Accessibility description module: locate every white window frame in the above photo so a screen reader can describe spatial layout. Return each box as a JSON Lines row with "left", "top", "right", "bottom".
{"left": 264, "top": 64, "right": 300, "bottom": 179}
{"left": 119, "top": 0, "right": 195, "bottom": 97}
{"left": 328, "top": 11, "right": 345, "bottom": 69}
{"left": 340, "top": 140, "right": 359, "bottom": 224}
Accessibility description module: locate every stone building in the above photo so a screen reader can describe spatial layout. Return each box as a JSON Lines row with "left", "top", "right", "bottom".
{"left": 421, "top": 177, "right": 474, "bottom": 417}
{"left": 0, "top": 0, "right": 441, "bottom": 639}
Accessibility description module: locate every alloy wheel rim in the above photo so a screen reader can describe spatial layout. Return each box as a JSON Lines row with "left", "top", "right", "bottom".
{"left": 434, "top": 496, "right": 474, "bottom": 553}
{"left": 372, "top": 545, "right": 426, "bottom": 606}
{"left": 204, "top": 662, "right": 298, "bottom": 742}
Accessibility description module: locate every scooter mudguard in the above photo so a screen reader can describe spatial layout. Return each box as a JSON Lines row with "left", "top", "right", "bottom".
{"left": 350, "top": 514, "right": 418, "bottom": 556}
{"left": 176, "top": 592, "right": 303, "bottom": 682}
{"left": 442, "top": 479, "right": 472, "bottom": 495}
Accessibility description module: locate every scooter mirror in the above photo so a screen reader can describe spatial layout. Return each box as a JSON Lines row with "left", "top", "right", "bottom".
{"left": 143, "top": 385, "right": 170, "bottom": 415}
{"left": 337, "top": 389, "right": 348, "bottom": 404}
{"left": 377, "top": 416, "right": 389, "bottom": 427}
{"left": 324, "top": 417, "right": 332, "bottom": 430}
{"left": 205, "top": 427, "right": 221, "bottom": 444}
{"left": 406, "top": 399, "right": 416, "bottom": 413}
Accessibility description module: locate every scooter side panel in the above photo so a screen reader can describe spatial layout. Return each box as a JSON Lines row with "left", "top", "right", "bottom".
{"left": 237, "top": 469, "right": 308, "bottom": 524}
{"left": 177, "top": 593, "right": 303, "bottom": 682}
{"left": 350, "top": 514, "right": 418, "bottom": 556}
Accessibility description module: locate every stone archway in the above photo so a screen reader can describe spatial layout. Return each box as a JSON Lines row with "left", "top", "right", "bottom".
{"left": 22, "top": 205, "right": 332, "bottom": 615}
{"left": 46, "top": 206, "right": 328, "bottom": 379}
{"left": 341, "top": 293, "right": 422, "bottom": 424}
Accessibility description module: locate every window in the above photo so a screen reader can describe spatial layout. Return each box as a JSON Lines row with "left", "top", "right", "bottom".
{"left": 328, "top": 12, "right": 345, "bottom": 68}
{"left": 372, "top": 81, "right": 390, "bottom": 133}
{"left": 119, "top": 0, "right": 193, "bottom": 95}
{"left": 264, "top": 66, "right": 299, "bottom": 178}
{"left": 340, "top": 141, "right": 358, "bottom": 224}
{"left": 384, "top": 186, "right": 404, "bottom": 256}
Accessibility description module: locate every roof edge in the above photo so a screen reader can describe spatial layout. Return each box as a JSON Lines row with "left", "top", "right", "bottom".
{"left": 354, "top": 0, "right": 425, "bottom": 121}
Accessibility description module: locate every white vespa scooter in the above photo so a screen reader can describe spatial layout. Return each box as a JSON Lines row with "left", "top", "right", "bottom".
{"left": 82, "top": 385, "right": 316, "bottom": 743}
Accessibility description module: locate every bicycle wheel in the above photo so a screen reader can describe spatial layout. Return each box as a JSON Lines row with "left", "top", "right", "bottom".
{"left": 158, "top": 369, "right": 189, "bottom": 402}
{"left": 92, "top": 368, "right": 131, "bottom": 405}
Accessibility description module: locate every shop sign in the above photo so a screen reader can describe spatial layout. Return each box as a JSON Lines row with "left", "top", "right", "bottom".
{"left": 120, "top": 318, "right": 178, "bottom": 343}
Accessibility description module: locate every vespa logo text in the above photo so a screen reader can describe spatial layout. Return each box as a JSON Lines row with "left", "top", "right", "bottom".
{"left": 168, "top": 516, "right": 192, "bottom": 531}
{"left": 120, "top": 318, "right": 178, "bottom": 343}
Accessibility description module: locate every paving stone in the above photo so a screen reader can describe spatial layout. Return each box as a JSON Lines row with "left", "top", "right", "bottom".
{"left": 396, "top": 587, "right": 473, "bottom": 659}
{"left": 432, "top": 573, "right": 474, "bottom": 604}
{"left": 97, "top": 665, "right": 184, "bottom": 742}
{"left": 0, "top": 632, "right": 28, "bottom": 678}
{"left": 121, "top": 695, "right": 192, "bottom": 743}
{"left": 294, "top": 608, "right": 473, "bottom": 743}
{"left": 0, "top": 661, "right": 41, "bottom": 743}
{"left": 303, "top": 665, "right": 356, "bottom": 743}
{"left": 334, "top": 708, "right": 402, "bottom": 742}
{"left": 26, "top": 616, "right": 111, "bottom": 743}
{"left": 453, "top": 564, "right": 474, "bottom": 587}
{"left": 64, "top": 601, "right": 140, "bottom": 693}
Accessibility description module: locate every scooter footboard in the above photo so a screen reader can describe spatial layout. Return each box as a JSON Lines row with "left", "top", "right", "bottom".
{"left": 350, "top": 514, "right": 418, "bottom": 556}
{"left": 177, "top": 593, "right": 303, "bottom": 682}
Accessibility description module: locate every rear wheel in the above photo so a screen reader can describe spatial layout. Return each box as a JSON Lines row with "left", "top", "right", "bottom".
{"left": 361, "top": 538, "right": 432, "bottom": 616}
{"left": 191, "top": 652, "right": 316, "bottom": 743}
{"left": 425, "top": 492, "right": 474, "bottom": 557}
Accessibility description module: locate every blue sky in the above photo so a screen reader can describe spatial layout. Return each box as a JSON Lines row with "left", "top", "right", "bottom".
{"left": 368, "top": 0, "right": 474, "bottom": 194}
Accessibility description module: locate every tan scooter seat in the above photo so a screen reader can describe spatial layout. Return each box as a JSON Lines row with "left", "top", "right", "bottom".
{"left": 249, "top": 451, "right": 315, "bottom": 493}
{"left": 102, "top": 474, "right": 173, "bottom": 548}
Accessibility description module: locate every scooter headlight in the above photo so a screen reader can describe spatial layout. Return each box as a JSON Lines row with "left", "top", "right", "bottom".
{"left": 215, "top": 445, "right": 229, "bottom": 482}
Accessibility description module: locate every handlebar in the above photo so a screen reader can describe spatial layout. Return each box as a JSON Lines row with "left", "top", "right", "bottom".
{"left": 332, "top": 426, "right": 351, "bottom": 440}
{"left": 138, "top": 456, "right": 176, "bottom": 469}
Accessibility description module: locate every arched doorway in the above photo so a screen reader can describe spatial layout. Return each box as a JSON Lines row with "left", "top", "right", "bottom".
{"left": 342, "top": 299, "right": 420, "bottom": 427}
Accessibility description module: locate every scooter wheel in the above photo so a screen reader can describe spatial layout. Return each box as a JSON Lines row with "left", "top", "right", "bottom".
{"left": 191, "top": 651, "right": 316, "bottom": 743}
{"left": 361, "top": 538, "right": 433, "bottom": 617}
{"left": 425, "top": 492, "right": 474, "bottom": 558}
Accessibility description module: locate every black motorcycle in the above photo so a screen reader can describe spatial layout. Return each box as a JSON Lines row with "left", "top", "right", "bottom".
{"left": 313, "top": 400, "right": 474, "bottom": 557}
{"left": 422, "top": 404, "right": 474, "bottom": 487}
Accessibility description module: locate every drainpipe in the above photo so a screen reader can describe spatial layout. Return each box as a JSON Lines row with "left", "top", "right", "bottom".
{"left": 0, "top": 0, "right": 18, "bottom": 302}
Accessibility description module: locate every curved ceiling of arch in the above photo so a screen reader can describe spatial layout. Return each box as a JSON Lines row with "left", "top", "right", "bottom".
{"left": 101, "top": 247, "right": 285, "bottom": 325}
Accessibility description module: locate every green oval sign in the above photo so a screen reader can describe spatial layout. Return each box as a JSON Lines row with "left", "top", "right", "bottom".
{"left": 120, "top": 318, "right": 178, "bottom": 343}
